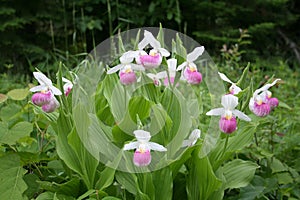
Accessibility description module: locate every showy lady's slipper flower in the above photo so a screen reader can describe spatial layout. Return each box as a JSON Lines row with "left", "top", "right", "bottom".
{"left": 206, "top": 94, "right": 251, "bottom": 134}
{"left": 62, "top": 77, "right": 73, "bottom": 96}
{"left": 164, "top": 58, "right": 177, "bottom": 86}
{"left": 123, "top": 130, "right": 167, "bottom": 167}
{"left": 177, "top": 47, "right": 204, "bottom": 84}
{"left": 218, "top": 72, "right": 242, "bottom": 94}
{"left": 249, "top": 79, "right": 281, "bottom": 117}
{"left": 182, "top": 129, "right": 201, "bottom": 147}
{"left": 136, "top": 30, "right": 170, "bottom": 69}
{"left": 41, "top": 96, "right": 60, "bottom": 113}
{"left": 146, "top": 71, "right": 167, "bottom": 86}
{"left": 30, "top": 72, "right": 62, "bottom": 96}
{"left": 107, "top": 51, "right": 144, "bottom": 85}
{"left": 30, "top": 71, "right": 62, "bottom": 113}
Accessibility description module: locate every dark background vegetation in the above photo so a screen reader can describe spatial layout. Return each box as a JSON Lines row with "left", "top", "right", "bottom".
{"left": 0, "top": 0, "right": 299, "bottom": 78}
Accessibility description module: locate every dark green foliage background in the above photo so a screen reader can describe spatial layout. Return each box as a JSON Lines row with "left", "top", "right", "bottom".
{"left": 0, "top": 0, "right": 299, "bottom": 76}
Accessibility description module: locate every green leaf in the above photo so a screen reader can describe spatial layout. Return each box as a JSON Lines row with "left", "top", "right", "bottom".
{"left": 23, "top": 173, "right": 40, "bottom": 199}
{"left": 236, "top": 62, "right": 250, "bottom": 88}
{"left": 7, "top": 88, "right": 29, "bottom": 100}
{"left": 218, "top": 159, "right": 258, "bottom": 189}
{"left": 0, "top": 121, "right": 33, "bottom": 145}
{"left": 0, "top": 103, "right": 22, "bottom": 121}
{"left": 276, "top": 172, "right": 293, "bottom": 184}
{"left": 278, "top": 101, "right": 292, "bottom": 110}
{"left": 77, "top": 189, "right": 96, "bottom": 200}
{"left": 270, "top": 158, "right": 288, "bottom": 173}
{"left": 153, "top": 167, "right": 173, "bottom": 200}
{"left": 0, "top": 93, "right": 8, "bottom": 103}
{"left": 102, "top": 197, "right": 122, "bottom": 200}
{"left": 95, "top": 167, "right": 115, "bottom": 191}
{"left": 0, "top": 154, "right": 28, "bottom": 200}
{"left": 36, "top": 192, "right": 75, "bottom": 200}
{"left": 38, "top": 178, "right": 81, "bottom": 197}
{"left": 186, "top": 152, "right": 222, "bottom": 200}
{"left": 115, "top": 172, "right": 137, "bottom": 195}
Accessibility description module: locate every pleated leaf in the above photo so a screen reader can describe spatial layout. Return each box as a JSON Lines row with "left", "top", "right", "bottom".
{"left": 0, "top": 154, "right": 28, "bottom": 200}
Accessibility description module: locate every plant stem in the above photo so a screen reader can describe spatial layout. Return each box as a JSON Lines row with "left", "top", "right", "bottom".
{"left": 222, "top": 134, "right": 229, "bottom": 157}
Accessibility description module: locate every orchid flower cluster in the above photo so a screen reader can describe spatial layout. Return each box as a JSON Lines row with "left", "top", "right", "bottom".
{"left": 249, "top": 79, "right": 280, "bottom": 117}
{"left": 107, "top": 30, "right": 204, "bottom": 86}
{"left": 30, "top": 72, "right": 73, "bottom": 113}
{"left": 206, "top": 72, "right": 280, "bottom": 134}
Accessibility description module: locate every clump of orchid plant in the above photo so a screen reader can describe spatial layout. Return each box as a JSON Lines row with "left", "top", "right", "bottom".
{"left": 123, "top": 130, "right": 167, "bottom": 167}
{"left": 206, "top": 94, "right": 251, "bottom": 134}
{"left": 249, "top": 79, "right": 281, "bottom": 117}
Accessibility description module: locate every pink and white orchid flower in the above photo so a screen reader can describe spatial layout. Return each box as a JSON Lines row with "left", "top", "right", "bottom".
{"left": 62, "top": 77, "right": 73, "bottom": 96}
{"left": 146, "top": 71, "right": 167, "bottom": 86}
{"left": 177, "top": 47, "right": 204, "bottom": 84}
{"left": 163, "top": 58, "right": 178, "bottom": 86}
{"left": 218, "top": 72, "right": 242, "bottom": 94}
{"left": 30, "top": 71, "right": 62, "bottom": 113}
{"left": 30, "top": 72, "right": 62, "bottom": 95}
{"left": 249, "top": 79, "right": 280, "bottom": 117}
{"left": 182, "top": 129, "right": 201, "bottom": 147}
{"left": 206, "top": 94, "right": 251, "bottom": 134}
{"left": 123, "top": 130, "right": 167, "bottom": 167}
{"left": 107, "top": 51, "right": 144, "bottom": 85}
{"left": 136, "top": 30, "right": 170, "bottom": 69}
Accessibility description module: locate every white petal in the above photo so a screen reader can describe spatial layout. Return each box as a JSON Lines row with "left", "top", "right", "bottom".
{"left": 254, "top": 79, "right": 281, "bottom": 97}
{"left": 107, "top": 64, "right": 124, "bottom": 74}
{"left": 187, "top": 46, "right": 205, "bottom": 62}
{"left": 249, "top": 98, "right": 255, "bottom": 111}
{"left": 233, "top": 110, "right": 251, "bottom": 121}
{"left": 167, "top": 58, "right": 177, "bottom": 72}
{"left": 176, "top": 61, "right": 187, "bottom": 71}
{"left": 144, "top": 30, "right": 161, "bottom": 49}
{"left": 50, "top": 85, "right": 62, "bottom": 95}
{"left": 206, "top": 108, "right": 225, "bottom": 116}
{"left": 147, "top": 73, "right": 156, "bottom": 79}
{"left": 33, "top": 72, "right": 52, "bottom": 86}
{"left": 148, "top": 142, "right": 167, "bottom": 151}
{"left": 189, "top": 129, "right": 201, "bottom": 140}
{"left": 218, "top": 72, "right": 233, "bottom": 84}
{"left": 158, "top": 48, "right": 170, "bottom": 57}
{"left": 230, "top": 84, "right": 242, "bottom": 94}
{"left": 138, "top": 37, "right": 148, "bottom": 50}
{"left": 182, "top": 140, "right": 191, "bottom": 148}
{"left": 131, "top": 64, "right": 145, "bottom": 71}
{"left": 63, "top": 82, "right": 72, "bottom": 92}
{"left": 30, "top": 85, "right": 48, "bottom": 92}
{"left": 120, "top": 51, "right": 138, "bottom": 63}
{"left": 156, "top": 71, "right": 168, "bottom": 79}
{"left": 221, "top": 95, "right": 238, "bottom": 110}
{"left": 62, "top": 77, "right": 72, "bottom": 83}
{"left": 123, "top": 141, "right": 139, "bottom": 150}
{"left": 134, "top": 130, "right": 151, "bottom": 142}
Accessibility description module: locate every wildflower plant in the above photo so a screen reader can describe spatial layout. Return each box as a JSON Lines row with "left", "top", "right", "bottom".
{"left": 26, "top": 27, "right": 283, "bottom": 199}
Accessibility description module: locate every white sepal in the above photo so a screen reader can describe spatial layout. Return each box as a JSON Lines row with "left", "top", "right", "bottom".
{"left": 187, "top": 46, "right": 204, "bottom": 62}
